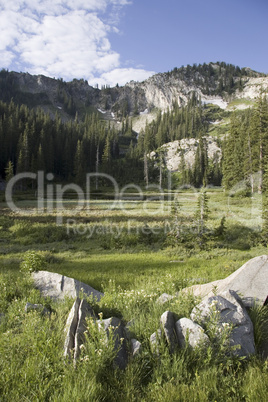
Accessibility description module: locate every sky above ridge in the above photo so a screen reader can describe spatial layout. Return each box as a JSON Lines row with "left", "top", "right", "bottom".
{"left": 0, "top": 0, "right": 267, "bottom": 87}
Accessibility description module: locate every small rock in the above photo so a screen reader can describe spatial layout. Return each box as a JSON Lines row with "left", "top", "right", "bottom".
{"left": 160, "top": 311, "right": 177, "bottom": 353}
{"left": 157, "top": 293, "right": 175, "bottom": 304}
{"left": 175, "top": 317, "right": 209, "bottom": 349}
{"left": 63, "top": 298, "right": 80, "bottom": 358}
{"left": 98, "top": 317, "right": 128, "bottom": 370}
{"left": 25, "top": 302, "right": 50, "bottom": 315}
{"left": 131, "top": 339, "right": 142, "bottom": 357}
{"left": 125, "top": 319, "right": 135, "bottom": 340}
{"left": 150, "top": 329, "right": 162, "bottom": 355}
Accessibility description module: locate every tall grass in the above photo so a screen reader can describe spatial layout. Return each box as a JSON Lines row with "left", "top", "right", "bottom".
{"left": 0, "top": 189, "right": 267, "bottom": 400}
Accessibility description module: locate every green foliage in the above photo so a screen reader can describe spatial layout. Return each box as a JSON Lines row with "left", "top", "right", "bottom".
{"left": 248, "top": 304, "right": 268, "bottom": 353}
{"left": 170, "top": 62, "right": 264, "bottom": 96}
{"left": 1, "top": 189, "right": 268, "bottom": 399}
{"left": 20, "top": 250, "right": 47, "bottom": 273}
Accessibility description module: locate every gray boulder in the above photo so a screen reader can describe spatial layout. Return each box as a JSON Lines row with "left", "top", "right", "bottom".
{"left": 182, "top": 255, "right": 268, "bottom": 307}
{"left": 160, "top": 311, "right": 177, "bottom": 353}
{"left": 74, "top": 299, "right": 96, "bottom": 361}
{"left": 150, "top": 329, "right": 162, "bottom": 355}
{"left": 64, "top": 298, "right": 96, "bottom": 360}
{"left": 32, "top": 270, "right": 103, "bottom": 301}
{"left": 191, "top": 290, "right": 255, "bottom": 357}
{"left": 157, "top": 293, "right": 175, "bottom": 304}
{"left": 175, "top": 317, "right": 209, "bottom": 349}
{"left": 63, "top": 297, "right": 81, "bottom": 358}
{"left": 98, "top": 317, "right": 128, "bottom": 370}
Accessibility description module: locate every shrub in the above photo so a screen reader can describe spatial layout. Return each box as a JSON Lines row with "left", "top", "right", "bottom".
{"left": 20, "top": 250, "right": 47, "bottom": 273}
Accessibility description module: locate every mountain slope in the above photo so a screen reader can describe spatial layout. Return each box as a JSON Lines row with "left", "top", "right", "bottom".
{"left": 1, "top": 62, "right": 267, "bottom": 131}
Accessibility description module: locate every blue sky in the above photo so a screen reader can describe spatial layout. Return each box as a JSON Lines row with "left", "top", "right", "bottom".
{"left": 0, "top": 0, "right": 267, "bottom": 87}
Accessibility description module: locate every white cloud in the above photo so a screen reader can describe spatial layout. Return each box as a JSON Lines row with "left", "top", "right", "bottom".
{"left": 0, "top": 0, "right": 155, "bottom": 87}
{"left": 89, "top": 68, "right": 155, "bottom": 87}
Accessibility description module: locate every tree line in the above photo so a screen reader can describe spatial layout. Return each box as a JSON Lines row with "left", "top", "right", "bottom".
{"left": 1, "top": 91, "right": 268, "bottom": 191}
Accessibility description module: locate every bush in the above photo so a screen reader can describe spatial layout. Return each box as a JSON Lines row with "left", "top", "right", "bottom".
{"left": 20, "top": 250, "right": 47, "bottom": 273}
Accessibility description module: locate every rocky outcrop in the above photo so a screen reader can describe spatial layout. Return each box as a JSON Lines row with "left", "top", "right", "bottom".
{"left": 3, "top": 67, "right": 268, "bottom": 127}
{"left": 182, "top": 255, "right": 268, "bottom": 307}
{"left": 150, "top": 136, "right": 221, "bottom": 172}
{"left": 32, "top": 271, "right": 103, "bottom": 301}
{"left": 149, "top": 290, "right": 255, "bottom": 358}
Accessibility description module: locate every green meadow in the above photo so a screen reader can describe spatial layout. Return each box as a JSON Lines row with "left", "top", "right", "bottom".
{"left": 0, "top": 188, "right": 268, "bottom": 401}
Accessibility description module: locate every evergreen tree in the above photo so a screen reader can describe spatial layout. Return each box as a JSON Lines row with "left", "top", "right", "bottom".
{"left": 5, "top": 160, "right": 14, "bottom": 182}
{"left": 74, "top": 140, "right": 85, "bottom": 184}
{"left": 195, "top": 189, "right": 210, "bottom": 236}
{"left": 102, "top": 136, "right": 111, "bottom": 172}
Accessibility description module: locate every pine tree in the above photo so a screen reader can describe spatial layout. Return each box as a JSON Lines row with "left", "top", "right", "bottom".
{"left": 5, "top": 160, "right": 14, "bottom": 182}
{"left": 222, "top": 113, "right": 244, "bottom": 190}
{"left": 74, "top": 140, "right": 85, "bottom": 184}
{"left": 195, "top": 189, "right": 209, "bottom": 236}
{"left": 144, "top": 152, "right": 149, "bottom": 187}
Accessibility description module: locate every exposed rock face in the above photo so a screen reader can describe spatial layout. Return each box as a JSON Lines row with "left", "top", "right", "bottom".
{"left": 4, "top": 68, "right": 268, "bottom": 128}
{"left": 182, "top": 255, "right": 268, "bottom": 307}
{"left": 175, "top": 317, "right": 209, "bottom": 349}
{"left": 235, "top": 77, "right": 268, "bottom": 100}
{"left": 32, "top": 271, "right": 103, "bottom": 301}
{"left": 150, "top": 136, "right": 221, "bottom": 172}
{"left": 191, "top": 290, "right": 255, "bottom": 357}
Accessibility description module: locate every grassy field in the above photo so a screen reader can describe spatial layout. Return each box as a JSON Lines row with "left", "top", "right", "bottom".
{"left": 0, "top": 188, "right": 268, "bottom": 401}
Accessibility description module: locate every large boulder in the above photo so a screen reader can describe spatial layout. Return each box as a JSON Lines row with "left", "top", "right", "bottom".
{"left": 32, "top": 270, "right": 103, "bottom": 301}
{"left": 191, "top": 290, "right": 255, "bottom": 357}
{"left": 182, "top": 255, "right": 268, "bottom": 307}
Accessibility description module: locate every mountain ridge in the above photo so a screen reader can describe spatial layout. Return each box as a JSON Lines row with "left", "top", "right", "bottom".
{"left": 1, "top": 62, "right": 267, "bottom": 130}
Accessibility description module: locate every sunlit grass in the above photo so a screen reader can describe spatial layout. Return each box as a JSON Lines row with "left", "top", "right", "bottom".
{"left": 0, "top": 188, "right": 268, "bottom": 400}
